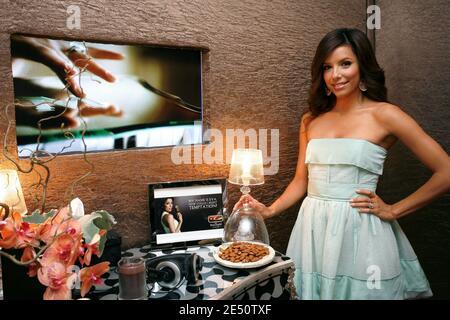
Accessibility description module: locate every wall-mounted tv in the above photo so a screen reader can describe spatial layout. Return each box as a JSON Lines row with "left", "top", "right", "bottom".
{"left": 11, "top": 35, "right": 203, "bottom": 157}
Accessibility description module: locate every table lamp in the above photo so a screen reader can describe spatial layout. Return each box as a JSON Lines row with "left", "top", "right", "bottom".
{"left": 0, "top": 169, "right": 28, "bottom": 218}
{"left": 224, "top": 148, "right": 269, "bottom": 244}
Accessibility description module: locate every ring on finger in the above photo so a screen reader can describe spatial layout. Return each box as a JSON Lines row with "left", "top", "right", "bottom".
{"left": 68, "top": 42, "right": 88, "bottom": 55}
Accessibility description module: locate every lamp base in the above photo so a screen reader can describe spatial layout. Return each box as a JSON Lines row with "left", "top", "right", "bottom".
{"left": 240, "top": 185, "right": 251, "bottom": 195}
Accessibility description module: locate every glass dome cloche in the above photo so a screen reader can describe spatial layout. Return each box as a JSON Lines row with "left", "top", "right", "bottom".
{"left": 224, "top": 148, "right": 270, "bottom": 245}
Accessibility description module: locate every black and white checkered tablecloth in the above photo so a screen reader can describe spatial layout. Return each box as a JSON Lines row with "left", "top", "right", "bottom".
{"left": 87, "top": 244, "right": 294, "bottom": 300}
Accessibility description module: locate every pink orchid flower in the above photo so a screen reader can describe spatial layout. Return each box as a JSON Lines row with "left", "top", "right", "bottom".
{"left": 16, "top": 221, "right": 39, "bottom": 248}
{"left": 79, "top": 261, "right": 110, "bottom": 297}
{"left": 39, "top": 207, "right": 81, "bottom": 244}
{"left": 21, "top": 246, "right": 38, "bottom": 277}
{"left": 38, "top": 261, "right": 77, "bottom": 300}
{"left": 0, "top": 212, "right": 39, "bottom": 248}
{"left": 40, "top": 234, "right": 83, "bottom": 268}
{"left": 0, "top": 217, "right": 17, "bottom": 249}
{"left": 81, "top": 230, "right": 106, "bottom": 266}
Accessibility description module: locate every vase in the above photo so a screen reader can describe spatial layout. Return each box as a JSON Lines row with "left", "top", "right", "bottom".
{"left": 0, "top": 249, "right": 45, "bottom": 300}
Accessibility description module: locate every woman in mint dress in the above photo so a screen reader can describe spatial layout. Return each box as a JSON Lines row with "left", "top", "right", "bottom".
{"left": 234, "top": 28, "right": 450, "bottom": 299}
{"left": 161, "top": 198, "right": 183, "bottom": 233}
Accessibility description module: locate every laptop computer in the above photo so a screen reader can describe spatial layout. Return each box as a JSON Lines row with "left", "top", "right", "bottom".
{"left": 147, "top": 178, "right": 227, "bottom": 250}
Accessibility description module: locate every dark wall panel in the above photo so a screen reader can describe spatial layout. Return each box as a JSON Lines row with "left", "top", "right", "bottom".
{"left": 376, "top": 0, "right": 450, "bottom": 299}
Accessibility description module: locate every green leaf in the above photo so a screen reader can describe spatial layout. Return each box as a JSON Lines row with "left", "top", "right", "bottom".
{"left": 23, "top": 209, "right": 57, "bottom": 224}
{"left": 84, "top": 222, "right": 100, "bottom": 247}
{"left": 98, "top": 232, "right": 107, "bottom": 257}
{"left": 78, "top": 213, "right": 102, "bottom": 244}
{"left": 91, "top": 210, "right": 116, "bottom": 230}
{"left": 78, "top": 211, "right": 115, "bottom": 245}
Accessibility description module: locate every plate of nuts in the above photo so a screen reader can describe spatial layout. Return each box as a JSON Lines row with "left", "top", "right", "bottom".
{"left": 213, "top": 241, "right": 275, "bottom": 269}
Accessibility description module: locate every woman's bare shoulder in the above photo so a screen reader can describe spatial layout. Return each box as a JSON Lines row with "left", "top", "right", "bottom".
{"left": 372, "top": 102, "right": 411, "bottom": 125}
{"left": 162, "top": 211, "right": 173, "bottom": 220}
{"left": 301, "top": 110, "right": 323, "bottom": 127}
{"left": 372, "top": 101, "right": 403, "bottom": 114}
{"left": 301, "top": 111, "right": 313, "bottom": 122}
{"left": 299, "top": 111, "right": 314, "bottom": 133}
{"left": 371, "top": 102, "right": 427, "bottom": 148}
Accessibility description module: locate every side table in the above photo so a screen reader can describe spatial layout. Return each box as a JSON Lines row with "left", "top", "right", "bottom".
{"left": 89, "top": 244, "right": 296, "bottom": 300}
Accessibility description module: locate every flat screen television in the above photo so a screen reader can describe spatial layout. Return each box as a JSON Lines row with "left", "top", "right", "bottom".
{"left": 11, "top": 34, "right": 203, "bottom": 157}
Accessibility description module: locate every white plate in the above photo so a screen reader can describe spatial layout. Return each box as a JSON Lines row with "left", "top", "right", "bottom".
{"left": 213, "top": 242, "right": 275, "bottom": 269}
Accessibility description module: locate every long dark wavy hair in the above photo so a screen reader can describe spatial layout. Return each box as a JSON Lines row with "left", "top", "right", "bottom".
{"left": 307, "top": 28, "right": 387, "bottom": 117}
{"left": 162, "top": 197, "right": 178, "bottom": 217}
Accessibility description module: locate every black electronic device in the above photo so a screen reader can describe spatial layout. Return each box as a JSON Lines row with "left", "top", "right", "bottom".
{"left": 145, "top": 253, "right": 203, "bottom": 289}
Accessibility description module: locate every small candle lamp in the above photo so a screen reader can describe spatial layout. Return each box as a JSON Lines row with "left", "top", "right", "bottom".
{"left": 0, "top": 169, "right": 28, "bottom": 218}
{"left": 224, "top": 149, "right": 269, "bottom": 244}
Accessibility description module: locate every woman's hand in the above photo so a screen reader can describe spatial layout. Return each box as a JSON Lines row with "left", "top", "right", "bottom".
{"left": 11, "top": 35, "right": 124, "bottom": 98}
{"left": 12, "top": 35, "right": 125, "bottom": 128}
{"left": 350, "top": 189, "right": 397, "bottom": 221}
{"left": 15, "top": 97, "right": 123, "bottom": 129}
{"left": 177, "top": 212, "right": 183, "bottom": 224}
{"left": 232, "top": 194, "right": 273, "bottom": 220}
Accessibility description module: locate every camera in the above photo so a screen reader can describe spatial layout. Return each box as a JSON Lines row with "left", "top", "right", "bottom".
{"left": 146, "top": 253, "right": 203, "bottom": 289}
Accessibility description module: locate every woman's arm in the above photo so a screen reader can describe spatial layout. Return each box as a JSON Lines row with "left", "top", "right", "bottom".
{"left": 175, "top": 212, "right": 183, "bottom": 232}
{"left": 234, "top": 112, "right": 310, "bottom": 219}
{"left": 375, "top": 104, "right": 450, "bottom": 218}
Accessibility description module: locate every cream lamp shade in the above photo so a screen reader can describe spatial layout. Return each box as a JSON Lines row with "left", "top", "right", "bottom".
{"left": 0, "top": 169, "right": 28, "bottom": 215}
{"left": 228, "top": 148, "right": 264, "bottom": 186}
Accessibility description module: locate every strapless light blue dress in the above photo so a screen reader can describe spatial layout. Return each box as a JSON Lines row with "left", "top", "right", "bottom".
{"left": 286, "top": 138, "right": 432, "bottom": 300}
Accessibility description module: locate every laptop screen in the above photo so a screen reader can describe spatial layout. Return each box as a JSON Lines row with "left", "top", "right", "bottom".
{"left": 148, "top": 179, "right": 227, "bottom": 248}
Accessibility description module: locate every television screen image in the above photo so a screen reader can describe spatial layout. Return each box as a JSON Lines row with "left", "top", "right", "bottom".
{"left": 11, "top": 34, "right": 203, "bottom": 156}
{"left": 148, "top": 179, "right": 227, "bottom": 248}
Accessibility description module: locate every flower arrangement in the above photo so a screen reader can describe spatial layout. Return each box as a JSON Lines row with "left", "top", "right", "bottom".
{"left": 0, "top": 41, "right": 118, "bottom": 300}
{"left": 0, "top": 197, "right": 116, "bottom": 300}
